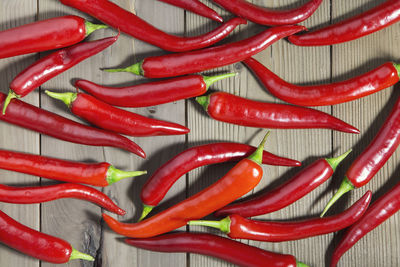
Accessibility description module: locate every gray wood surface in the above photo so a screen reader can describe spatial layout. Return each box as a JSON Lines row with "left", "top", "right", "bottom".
{"left": 0, "top": 0, "right": 399, "bottom": 266}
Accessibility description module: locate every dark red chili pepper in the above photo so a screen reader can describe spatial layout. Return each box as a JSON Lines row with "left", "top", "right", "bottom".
{"left": 139, "top": 141, "right": 301, "bottom": 221}
{"left": 59, "top": 0, "right": 246, "bottom": 52}
{"left": 0, "top": 93, "right": 145, "bottom": 158}
{"left": 158, "top": 0, "right": 223, "bottom": 23}
{"left": 196, "top": 92, "right": 360, "bottom": 134}
{"left": 0, "top": 149, "right": 146, "bottom": 186}
{"left": 75, "top": 73, "right": 235, "bottom": 108}
{"left": 0, "top": 209, "right": 93, "bottom": 263}
{"left": 0, "top": 15, "right": 107, "bottom": 59}
{"left": 190, "top": 191, "right": 371, "bottom": 242}
{"left": 46, "top": 91, "right": 190, "bottom": 137}
{"left": 125, "top": 232, "right": 309, "bottom": 267}
{"left": 2, "top": 35, "right": 118, "bottom": 114}
{"left": 288, "top": 0, "right": 400, "bottom": 46}
{"left": 215, "top": 150, "right": 351, "bottom": 218}
{"left": 331, "top": 182, "right": 400, "bottom": 267}
{"left": 104, "top": 25, "right": 306, "bottom": 78}
{"left": 321, "top": 94, "right": 400, "bottom": 216}
{"left": 244, "top": 57, "right": 400, "bottom": 106}
{"left": 0, "top": 183, "right": 125, "bottom": 215}
{"left": 102, "top": 133, "right": 269, "bottom": 238}
{"left": 212, "top": 0, "right": 322, "bottom": 25}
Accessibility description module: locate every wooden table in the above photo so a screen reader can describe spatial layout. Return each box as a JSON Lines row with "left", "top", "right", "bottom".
{"left": 0, "top": 0, "right": 399, "bottom": 266}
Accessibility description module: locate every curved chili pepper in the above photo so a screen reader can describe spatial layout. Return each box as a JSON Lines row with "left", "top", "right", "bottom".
{"left": 0, "top": 183, "right": 125, "bottom": 215}
{"left": 2, "top": 35, "right": 118, "bottom": 114}
{"left": 215, "top": 150, "right": 351, "bottom": 218}
{"left": 158, "top": 0, "right": 223, "bottom": 23}
{"left": 196, "top": 92, "right": 360, "bottom": 133}
{"left": 102, "top": 133, "right": 269, "bottom": 238}
{"left": 0, "top": 93, "right": 145, "bottom": 158}
{"left": 212, "top": 0, "right": 322, "bottom": 26}
{"left": 104, "top": 25, "right": 306, "bottom": 78}
{"left": 75, "top": 73, "right": 235, "bottom": 108}
{"left": 59, "top": 0, "right": 246, "bottom": 52}
{"left": 0, "top": 149, "right": 146, "bottom": 186}
{"left": 0, "top": 209, "right": 93, "bottom": 263}
{"left": 321, "top": 94, "right": 400, "bottom": 216}
{"left": 0, "top": 15, "right": 107, "bottom": 59}
{"left": 288, "top": 0, "right": 400, "bottom": 46}
{"left": 244, "top": 57, "right": 400, "bottom": 106}
{"left": 139, "top": 142, "right": 301, "bottom": 221}
{"left": 190, "top": 191, "right": 371, "bottom": 242}
{"left": 125, "top": 232, "right": 309, "bottom": 267}
{"left": 331, "top": 181, "right": 400, "bottom": 267}
{"left": 46, "top": 91, "right": 190, "bottom": 137}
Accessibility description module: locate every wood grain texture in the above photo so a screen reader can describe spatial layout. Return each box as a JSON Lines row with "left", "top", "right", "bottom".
{"left": 0, "top": 1, "right": 40, "bottom": 267}
{"left": 331, "top": 0, "right": 400, "bottom": 266}
{"left": 0, "top": 0, "right": 399, "bottom": 266}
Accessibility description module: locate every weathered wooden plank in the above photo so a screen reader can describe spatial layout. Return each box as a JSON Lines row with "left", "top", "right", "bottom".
{"left": 37, "top": 1, "right": 106, "bottom": 266}
{"left": 244, "top": 1, "right": 333, "bottom": 267}
{"left": 331, "top": 0, "right": 400, "bottom": 266}
{"left": 0, "top": 1, "right": 40, "bottom": 266}
{"left": 188, "top": 0, "right": 331, "bottom": 266}
{"left": 95, "top": 1, "right": 187, "bottom": 267}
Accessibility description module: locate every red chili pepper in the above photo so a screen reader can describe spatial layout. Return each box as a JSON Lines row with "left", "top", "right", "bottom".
{"left": 0, "top": 93, "right": 145, "bottom": 158}
{"left": 196, "top": 92, "right": 360, "bottom": 134}
{"left": 0, "top": 183, "right": 125, "bottom": 215}
{"left": 321, "top": 94, "right": 400, "bottom": 216}
{"left": 104, "top": 25, "right": 306, "bottom": 78}
{"left": 46, "top": 91, "right": 190, "bottom": 137}
{"left": 59, "top": 0, "right": 246, "bottom": 52}
{"left": 125, "top": 232, "right": 309, "bottom": 267}
{"left": 0, "top": 149, "right": 146, "bottom": 187}
{"left": 244, "top": 57, "right": 400, "bottom": 106}
{"left": 288, "top": 0, "right": 400, "bottom": 46}
{"left": 102, "top": 133, "right": 269, "bottom": 238}
{"left": 190, "top": 191, "right": 371, "bottom": 242}
{"left": 2, "top": 35, "right": 118, "bottom": 114}
{"left": 0, "top": 209, "right": 93, "bottom": 263}
{"left": 75, "top": 73, "right": 236, "bottom": 108}
{"left": 215, "top": 150, "right": 351, "bottom": 218}
{"left": 139, "top": 142, "right": 301, "bottom": 221}
{"left": 0, "top": 15, "right": 107, "bottom": 59}
{"left": 158, "top": 0, "right": 223, "bottom": 23}
{"left": 330, "top": 182, "right": 400, "bottom": 267}
{"left": 212, "top": 0, "right": 322, "bottom": 25}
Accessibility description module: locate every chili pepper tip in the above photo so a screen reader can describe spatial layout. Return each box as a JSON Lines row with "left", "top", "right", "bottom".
{"left": 103, "top": 61, "right": 143, "bottom": 76}
{"left": 106, "top": 165, "right": 147, "bottom": 185}
{"left": 247, "top": 131, "right": 270, "bottom": 164}
{"left": 203, "top": 72, "right": 237, "bottom": 90}
{"left": 138, "top": 204, "right": 154, "bottom": 222}
{"left": 45, "top": 90, "right": 77, "bottom": 108}
{"left": 69, "top": 247, "right": 94, "bottom": 261}
{"left": 85, "top": 20, "right": 108, "bottom": 37}
{"left": 325, "top": 149, "right": 352, "bottom": 172}
{"left": 188, "top": 216, "right": 231, "bottom": 234}
{"left": 296, "top": 260, "right": 310, "bottom": 267}
{"left": 320, "top": 177, "right": 355, "bottom": 217}
{"left": 2, "top": 90, "right": 19, "bottom": 115}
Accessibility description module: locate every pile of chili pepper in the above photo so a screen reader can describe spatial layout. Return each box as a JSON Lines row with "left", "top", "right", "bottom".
{"left": 2, "top": 0, "right": 400, "bottom": 265}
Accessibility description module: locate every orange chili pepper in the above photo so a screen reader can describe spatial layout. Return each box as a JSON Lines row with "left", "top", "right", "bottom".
{"left": 102, "top": 132, "right": 269, "bottom": 238}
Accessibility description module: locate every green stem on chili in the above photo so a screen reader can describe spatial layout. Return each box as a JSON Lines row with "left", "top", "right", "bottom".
{"left": 104, "top": 62, "right": 143, "bottom": 75}
{"left": 321, "top": 177, "right": 355, "bottom": 217}
{"left": 69, "top": 247, "right": 95, "bottom": 261}
{"left": 84, "top": 21, "right": 108, "bottom": 36}
{"left": 106, "top": 166, "right": 147, "bottom": 185}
